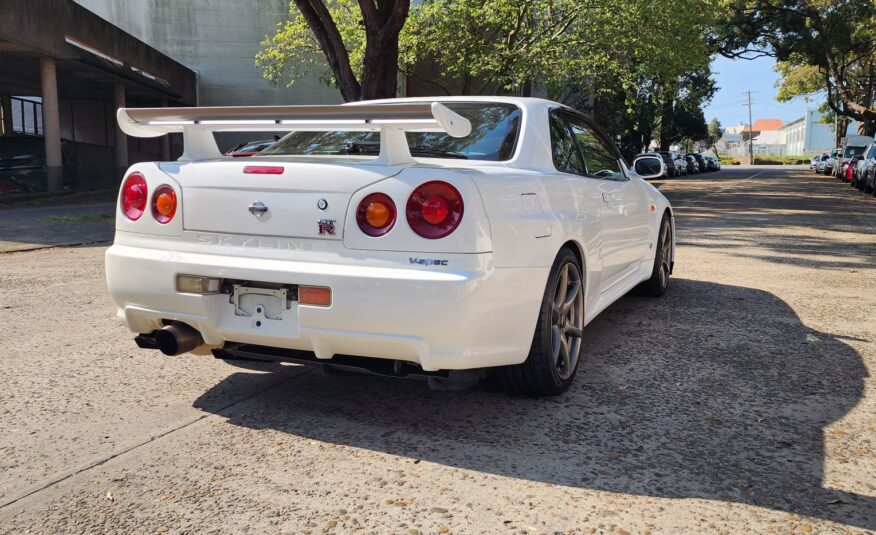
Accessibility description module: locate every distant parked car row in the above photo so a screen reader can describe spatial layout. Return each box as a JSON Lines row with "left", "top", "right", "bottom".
{"left": 811, "top": 135, "right": 876, "bottom": 196}
{"left": 635, "top": 151, "right": 720, "bottom": 178}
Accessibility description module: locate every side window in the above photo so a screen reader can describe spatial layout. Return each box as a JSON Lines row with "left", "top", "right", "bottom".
{"left": 567, "top": 118, "right": 625, "bottom": 180}
{"left": 549, "top": 113, "right": 585, "bottom": 175}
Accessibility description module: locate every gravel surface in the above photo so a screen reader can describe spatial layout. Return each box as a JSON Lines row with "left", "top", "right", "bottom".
{"left": 0, "top": 166, "right": 874, "bottom": 534}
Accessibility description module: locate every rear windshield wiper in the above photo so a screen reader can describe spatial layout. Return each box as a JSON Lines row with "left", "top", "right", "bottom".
{"left": 408, "top": 145, "right": 468, "bottom": 159}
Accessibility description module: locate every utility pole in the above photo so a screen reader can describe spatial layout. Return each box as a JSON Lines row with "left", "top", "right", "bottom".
{"left": 745, "top": 91, "right": 754, "bottom": 164}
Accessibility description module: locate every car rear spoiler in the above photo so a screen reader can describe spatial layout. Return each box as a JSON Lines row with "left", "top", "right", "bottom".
{"left": 116, "top": 102, "right": 472, "bottom": 164}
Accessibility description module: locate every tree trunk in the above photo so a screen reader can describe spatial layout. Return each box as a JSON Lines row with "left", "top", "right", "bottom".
{"left": 293, "top": 0, "right": 362, "bottom": 102}
{"left": 359, "top": 34, "right": 401, "bottom": 100}
{"left": 659, "top": 97, "right": 673, "bottom": 151}
{"left": 836, "top": 116, "right": 850, "bottom": 147}
{"left": 357, "top": 0, "right": 410, "bottom": 101}
{"left": 294, "top": 0, "right": 409, "bottom": 102}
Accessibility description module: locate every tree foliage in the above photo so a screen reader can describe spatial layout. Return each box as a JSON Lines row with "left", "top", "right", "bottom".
{"left": 257, "top": 0, "right": 720, "bottom": 153}
{"left": 717, "top": 0, "right": 876, "bottom": 134}
{"left": 257, "top": 0, "right": 409, "bottom": 101}
{"left": 705, "top": 118, "right": 724, "bottom": 153}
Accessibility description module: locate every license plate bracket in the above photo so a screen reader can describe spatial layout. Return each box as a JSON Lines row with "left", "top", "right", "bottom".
{"left": 231, "top": 285, "right": 290, "bottom": 320}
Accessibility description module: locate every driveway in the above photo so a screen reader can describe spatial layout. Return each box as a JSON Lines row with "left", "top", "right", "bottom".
{"left": 0, "top": 166, "right": 874, "bottom": 533}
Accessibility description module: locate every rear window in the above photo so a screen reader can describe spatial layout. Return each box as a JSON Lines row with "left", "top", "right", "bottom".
{"left": 844, "top": 145, "right": 866, "bottom": 157}
{"left": 260, "top": 103, "right": 521, "bottom": 161}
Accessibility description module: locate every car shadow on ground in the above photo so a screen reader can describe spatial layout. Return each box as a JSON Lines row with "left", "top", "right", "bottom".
{"left": 193, "top": 278, "right": 873, "bottom": 530}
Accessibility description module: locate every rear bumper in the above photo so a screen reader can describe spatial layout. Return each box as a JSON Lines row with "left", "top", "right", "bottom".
{"left": 105, "top": 232, "right": 548, "bottom": 371}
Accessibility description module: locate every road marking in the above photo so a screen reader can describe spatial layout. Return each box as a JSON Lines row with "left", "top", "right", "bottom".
{"left": 0, "top": 366, "right": 314, "bottom": 511}
{"left": 676, "top": 170, "right": 765, "bottom": 207}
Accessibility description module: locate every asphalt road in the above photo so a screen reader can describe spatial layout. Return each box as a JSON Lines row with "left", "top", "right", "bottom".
{"left": 0, "top": 166, "right": 874, "bottom": 534}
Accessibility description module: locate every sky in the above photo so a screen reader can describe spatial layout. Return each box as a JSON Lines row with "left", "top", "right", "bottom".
{"left": 703, "top": 55, "right": 821, "bottom": 129}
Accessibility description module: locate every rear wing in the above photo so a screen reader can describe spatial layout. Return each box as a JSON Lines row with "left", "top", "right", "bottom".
{"left": 117, "top": 102, "right": 472, "bottom": 164}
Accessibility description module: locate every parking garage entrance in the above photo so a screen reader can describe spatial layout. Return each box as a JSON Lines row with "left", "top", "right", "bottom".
{"left": 0, "top": 0, "right": 196, "bottom": 197}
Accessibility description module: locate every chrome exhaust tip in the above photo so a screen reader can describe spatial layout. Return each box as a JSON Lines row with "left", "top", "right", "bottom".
{"left": 154, "top": 323, "right": 203, "bottom": 356}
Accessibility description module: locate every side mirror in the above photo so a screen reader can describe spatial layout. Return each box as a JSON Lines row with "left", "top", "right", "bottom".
{"left": 632, "top": 156, "right": 664, "bottom": 180}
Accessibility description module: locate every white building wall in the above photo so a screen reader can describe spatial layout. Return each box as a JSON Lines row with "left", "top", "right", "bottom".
{"left": 73, "top": 0, "right": 343, "bottom": 106}
{"left": 782, "top": 109, "right": 857, "bottom": 155}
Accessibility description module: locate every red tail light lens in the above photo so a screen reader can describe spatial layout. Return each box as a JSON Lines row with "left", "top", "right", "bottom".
{"left": 356, "top": 192, "right": 396, "bottom": 237}
{"left": 152, "top": 184, "right": 177, "bottom": 224}
{"left": 406, "top": 181, "right": 464, "bottom": 239}
{"left": 121, "top": 172, "right": 148, "bottom": 221}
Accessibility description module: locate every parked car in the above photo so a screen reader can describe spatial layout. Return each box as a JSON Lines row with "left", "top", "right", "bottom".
{"left": 835, "top": 136, "right": 870, "bottom": 179}
{"left": 842, "top": 155, "right": 862, "bottom": 183}
{"left": 672, "top": 152, "right": 688, "bottom": 175}
{"left": 704, "top": 156, "right": 720, "bottom": 171}
{"left": 821, "top": 149, "right": 839, "bottom": 175}
{"left": 685, "top": 154, "right": 700, "bottom": 173}
{"left": 690, "top": 153, "right": 707, "bottom": 172}
{"left": 109, "top": 97, "right": 676, "bottom": 396}
{"left": 852, "top": 142, "right": 876, "bottom": 190}
{"left": 810, "top": 154, "right": 827, "bottom": 171}
{"left": 0, "top": 137, "right": 77, "bottom": 194}
{"left": 655, "top": 151, "right": 678, "bottom": 177}
{"left": 860, "top": 144, "right": 876, "bottom": 194}
{"left": 225, "top": 138, "right": 278, "bottom": 157}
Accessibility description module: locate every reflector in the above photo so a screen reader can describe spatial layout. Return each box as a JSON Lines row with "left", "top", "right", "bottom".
{"left": 299, "top": 286, "right": 332, "bottom": 306}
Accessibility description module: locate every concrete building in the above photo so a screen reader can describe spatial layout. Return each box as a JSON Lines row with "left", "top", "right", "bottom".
{"left": 2, "top": 0, "right": 346, "bottom": 197}
{"left": 73, "top": 0, "right": 342, "bottom": 107}
{"left": 780, "top": 109, "right": 855, "bottom": 156}
{"left": 0, "top": 0, "right": 197, "bottom": 194}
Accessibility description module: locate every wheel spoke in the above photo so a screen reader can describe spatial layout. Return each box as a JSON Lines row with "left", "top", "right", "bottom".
{"left": 561, "top": 280, "right": 581, "bottom": 312}
{"left": 554, "top": 265, "right": 568, "bottom": 308}
{"left": 565, "top": 326, "right": 583, "bottom": 338}
{"left": 557, "top": 336, "right": 571, "bottom": 373}
{"left": 551, "top": 325, "right": 561, "bottom": 361}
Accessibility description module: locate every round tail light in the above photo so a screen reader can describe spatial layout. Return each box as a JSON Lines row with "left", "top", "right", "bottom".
{"left": 152, "top": 184, "right": 177, "bottom": 224}
{"left": 356, "top": 192, "right": 396, "bottom": 236}
{"left": 121, "top": 172, "right": 148, "bottom": 221}
{"left": 406, "top": 181, "right": 463, "bottom": 239}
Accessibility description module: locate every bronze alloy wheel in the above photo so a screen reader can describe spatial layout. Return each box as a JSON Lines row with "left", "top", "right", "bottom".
{"left": 550, "top": 261, "right": 584, "bottom": 380}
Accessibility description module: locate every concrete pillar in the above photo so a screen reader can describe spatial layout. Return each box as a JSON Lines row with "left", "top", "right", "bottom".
{"left": 114, "top": 82, "right": 128, "bottom": 177}
{"left": 158, "top": 98, "right": 171, "bottom": 161}
{"left": 40, "top": 57, "right": 63, "bottom": 192}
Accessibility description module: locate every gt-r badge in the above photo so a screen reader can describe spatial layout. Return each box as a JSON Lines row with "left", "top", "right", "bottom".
{"left": 317, "top": 219, "right": 336, "bottom": 235}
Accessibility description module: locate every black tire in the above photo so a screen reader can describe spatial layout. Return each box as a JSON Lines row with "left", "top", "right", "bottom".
{"left": 496, "top": 248, "right": 584, "bottom": 396}
{"left": 635, "top": 213, "right": 672, "bottom": 297}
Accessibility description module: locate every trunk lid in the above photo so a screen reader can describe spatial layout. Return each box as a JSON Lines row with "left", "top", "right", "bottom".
{"left": 159, "top": 159, "right": 400, "bottom": 240}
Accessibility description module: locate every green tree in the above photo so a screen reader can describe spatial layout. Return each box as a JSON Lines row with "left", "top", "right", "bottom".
{"left": 257, "top": 0, "right": 409, "bottom": 101}
{"left": 717, "top": 0, "right": 876, "bottom": 135}
{"left": 705, "top": 118, "right": 724, "bottom": 154}
{"left": 258, "top": 0, "right": 719, "bottom": 156}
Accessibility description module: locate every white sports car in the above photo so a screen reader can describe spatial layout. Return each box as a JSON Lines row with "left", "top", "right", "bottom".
{"left": 106, "top": 97, "right": 674, "bottom": 395}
